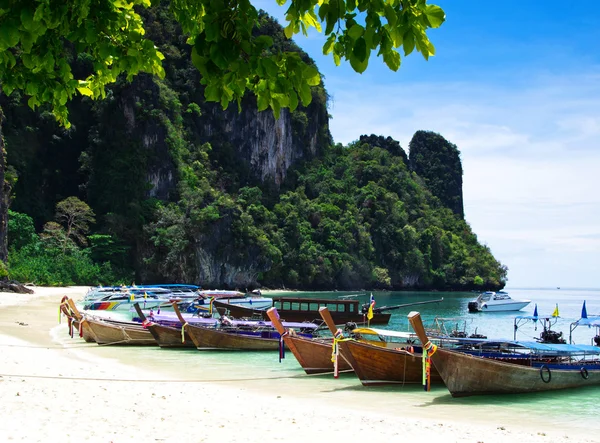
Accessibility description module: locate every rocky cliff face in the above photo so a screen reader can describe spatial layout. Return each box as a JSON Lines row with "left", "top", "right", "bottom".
{"left": 202, "top": 94, "right": 326, "bottom": 187}
{"left": 409, "top": 130, "right": 464, "bottom": 218}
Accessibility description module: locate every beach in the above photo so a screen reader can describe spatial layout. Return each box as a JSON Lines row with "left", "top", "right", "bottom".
{"left": 0, "top": 287, "right": 597, "bottom": 443}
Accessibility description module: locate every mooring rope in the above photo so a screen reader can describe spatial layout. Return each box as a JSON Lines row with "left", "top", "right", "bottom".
{"left": 0, "top": 372, "right": 318, "bottom": 383}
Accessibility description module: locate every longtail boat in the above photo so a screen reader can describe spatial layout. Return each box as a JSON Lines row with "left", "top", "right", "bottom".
{"left": 319, "top": 306, "right": 442, "bottom": 385}
{"left": 214, "top": 296, "right": 392, "bottom": 325}
{"left": 408, "top": 311, "right": 600, "bottom": 397}
{"left": 84, "top": 316, "right": 157, "bottom": 346}
{"left": 171, "top": 303, "right": 318, "bottom": 351}
{"left": 266, "top": 307, "right": 353, "bottom": 375}
{"left": 60, "top": 297, "right": 97, "bottom": 343}
{"left": 133, "top": 303, "right": 196, "bottom": 348}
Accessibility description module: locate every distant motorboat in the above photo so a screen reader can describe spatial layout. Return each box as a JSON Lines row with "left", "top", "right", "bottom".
{"left": 468, "top": 291, "right": 530, "bottom": 313}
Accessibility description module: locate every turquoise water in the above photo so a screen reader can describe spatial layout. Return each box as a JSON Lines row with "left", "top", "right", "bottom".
{"left": 62, "top": 287, "right": 600, "bottom": 434}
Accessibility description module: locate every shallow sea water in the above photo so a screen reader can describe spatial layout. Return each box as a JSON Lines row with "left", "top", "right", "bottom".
{"left": 55, "top": 287, "right": 600, "bottom": 435}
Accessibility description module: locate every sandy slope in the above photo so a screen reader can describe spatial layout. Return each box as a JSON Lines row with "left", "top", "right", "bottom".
{"left": 0, "top": 286, "right": 595, "bottom": 443}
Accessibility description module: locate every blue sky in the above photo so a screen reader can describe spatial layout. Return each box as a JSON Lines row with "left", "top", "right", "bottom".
{"left": 254, "top": 1, "right": 600, "bottom": 289}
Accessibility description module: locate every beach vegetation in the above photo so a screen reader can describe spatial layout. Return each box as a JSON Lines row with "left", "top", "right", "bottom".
{"left": 7, "top": 210, "right": 130, "bottom": 286}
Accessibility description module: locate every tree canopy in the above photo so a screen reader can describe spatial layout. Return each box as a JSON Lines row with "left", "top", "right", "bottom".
{"left": 0, "top": 0, "right": 445, "bottom": 125}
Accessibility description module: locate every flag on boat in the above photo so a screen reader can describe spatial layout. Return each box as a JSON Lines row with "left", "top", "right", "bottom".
{"left": 582, "top": 300, "right": 588, "bottom": 319}
{"left": 367, "top": 293, "right": 375, "bottom": 320}
{"left": 552, "top": 303, "right": 559, "bottom": 317}
{"left": 532, "top": 304, "right": 539, "bottom": 330}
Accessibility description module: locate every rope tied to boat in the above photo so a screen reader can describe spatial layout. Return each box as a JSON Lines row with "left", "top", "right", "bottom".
{"left": 422, "top": 340, "right": 437, "bottom": 392}
{"left": 331, "top": 329, "right": 348, "bottom": 378}
{"left": 279, "top": 331, "right": 288, "bottom": 362}
{"left": 58, "top": 297, "right": 71, "bottom": 324}
{"left": 181, "top": 322, "right": 188, "bottom": 344}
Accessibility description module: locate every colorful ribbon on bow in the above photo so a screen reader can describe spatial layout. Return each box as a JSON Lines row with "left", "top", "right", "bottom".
{"left": 181, "top": 322, "right": 188, "bottom": 343}
{"left": 279, "top": 331, "right": 288, "bottom": 362}
{"left": 331, "top": 329, "right": 345, "bottom": 378}
{"left": 422, "top": 340, "right": 438, "bottom": 391}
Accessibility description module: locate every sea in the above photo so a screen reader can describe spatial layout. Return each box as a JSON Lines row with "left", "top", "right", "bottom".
{"left": 55, "top": 287, "right": 600, "bottom": 434}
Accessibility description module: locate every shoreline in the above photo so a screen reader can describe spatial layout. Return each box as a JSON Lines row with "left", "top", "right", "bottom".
{"left": 0, "top": 286, "right": 596, "bottom": 442}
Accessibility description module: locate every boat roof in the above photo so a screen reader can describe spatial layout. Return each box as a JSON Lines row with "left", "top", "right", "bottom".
{"left": 447, "top": 336, "right": 600, "bottom": 355}
{"left": 514, "top": 314, "right": 557, "bottom": 320}
{"left": 273, "top": 297, "right": 359, "bottom": 305}
{"left": 571, "top": 316, "right": 600, "bottom": 327}
{"left": 512, "top": 341, "right": 600, "bottom": 354}
{"left": 352, "top": 327, "right": 415, "bottom": 339}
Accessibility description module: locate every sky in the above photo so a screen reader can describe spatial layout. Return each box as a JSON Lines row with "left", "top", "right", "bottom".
{"left": 254, "top": 1, "right": 600, "bottom": 289}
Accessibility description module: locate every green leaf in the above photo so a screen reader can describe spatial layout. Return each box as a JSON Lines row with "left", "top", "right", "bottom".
{"left": 384, "top": 4, "right": 397, "bottom": 27}
{"left": 261, "top": 58, "right": 278, "bottom": 77}
{"left": 347, "top": 24, "right": 364, "bottom": 40}
{"left": 323, "top": 34, "right": 335, "bottom": 55}
{"left": 77, "top": 86, "right": 94, "bottom": 96}
{"left": 403, "top": 30, "right": 415, "bottom": 56}
{"left": 0, "top": 19, "right": 20, "bottom": 47}
{"left": 27, "top": 96, "right": 39, "bottom": 109}
{"left": 271, "top": 99, "right": 281, "bottom": 119}
{"left": 284, "top": 23, "right": 294, "bottom": 39}
{"left": 205, "top": 84, "right": 220, "bottom": 101}
{"left": 318, "top": 3, "right": 329, "bottom": 21}
{"left": 298, "top": 82, "right": 312, "bottom": 106}
{"left": 349, "top": 52, "right": 368, "bottom": 73}
{"left": 20, "top": 8, "right": 35, "bottom": 32}
{"left": 254, "top": 35, "right": 274, "bottom": 49}
{"left": 257, "top": 92, "right": 269, "bottom": 112}
{"left": 352, "top": 36, "right": 367, "bottom": 62}
{"left": 303, "top": 65, "right": 320, "bottom": 85}
{"left": 389, "top": 26, "right": 403, "bottom": 47}
{"left": 424, "top": 5, "right": 445, "bottom": 28}
{"left": 383, "top": 49, "right": 400, "bottom": 71}
{"left": 289, "top": 89, "right": 298, "bottom": 111}
{"left": 20, "top": 31, "right": 34, "bottom": 52}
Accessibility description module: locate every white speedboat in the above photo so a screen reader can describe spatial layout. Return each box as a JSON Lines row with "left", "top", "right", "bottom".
{"left": 468, "top": 291, "right": 530, "bottom": 312}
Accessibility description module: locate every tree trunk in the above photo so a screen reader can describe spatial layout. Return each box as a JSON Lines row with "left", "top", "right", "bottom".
{"left": 0, "top": 106, "right": 8, "bottom": 263}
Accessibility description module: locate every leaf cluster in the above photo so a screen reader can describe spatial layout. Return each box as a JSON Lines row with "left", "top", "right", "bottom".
{"left": 0, "top": 0, "right": 444, "bottom": 124}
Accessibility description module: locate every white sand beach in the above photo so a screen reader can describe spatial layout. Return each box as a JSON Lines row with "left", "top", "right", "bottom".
{"left": 0, "top": 286, "right": 596, "bottom": 443}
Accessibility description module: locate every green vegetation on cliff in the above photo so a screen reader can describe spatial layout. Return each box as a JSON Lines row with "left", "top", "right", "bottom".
{"left": 1, "top": 6, "right": 506, "bottom": 290}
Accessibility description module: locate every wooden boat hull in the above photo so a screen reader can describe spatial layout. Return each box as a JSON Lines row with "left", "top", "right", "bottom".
{"left": 85, "top": 318, "right": 157, "bottom": 346}
{"left": 340, "top": 339, "right": 442, "bottom": 386}
{"left": 285, "top": 335, "right": 353, "bottom": 374}
{"left": 148, "top": 323, "right": 196, "bottom": 348}
{"left": 185, "top": 324, "right": 282, "bottom": 351}
{"left": 71, "top": 319, "right": 98, "bottom": 343}
{"left": 432, "top": 348, "right": 600, "bottom": 397}
{"left": 63, "top": 298, "right": 97, "bottom": 343}
{"left": 266, "top": 306, "right": 352, "bottom": 374}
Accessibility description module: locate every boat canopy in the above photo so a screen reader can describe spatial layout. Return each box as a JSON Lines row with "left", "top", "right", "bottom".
{"left": 512, "top": 341, "right": 600, "bottom": 355}
{"left": 352, "top": 327, "right": 415, "bottom": 339}
{"left": 571, "top": 316, "right": 600, "bottom": 327}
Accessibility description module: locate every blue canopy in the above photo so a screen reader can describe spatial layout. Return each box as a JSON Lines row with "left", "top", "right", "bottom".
{"left": 572, "top": 316, "right": 600, "bottom": 327}
{"left": 513, "top": 341, "right": 600, "bottom": 355}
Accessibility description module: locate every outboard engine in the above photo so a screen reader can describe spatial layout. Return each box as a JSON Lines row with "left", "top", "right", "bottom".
{"left": 344, "top": 322, "right": 358, "bottom": 332}
{"left": 594, "top": 336, "right": 600, "bottom": 346}
{"left": 539, "top": 329, "right": 566, "bottom": 344}
{"left": 467, "top": 301, "right": 480, "bottom": 313}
